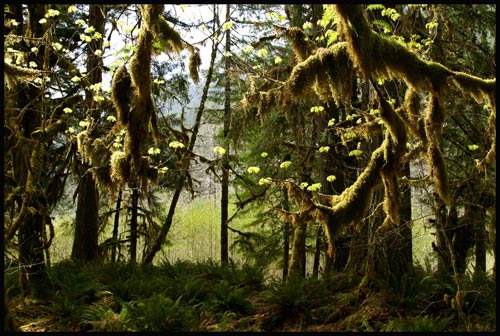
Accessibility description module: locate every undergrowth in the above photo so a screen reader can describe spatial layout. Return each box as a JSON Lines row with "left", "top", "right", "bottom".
{"left": 5, "top": 259, "right": 495, "bottom": 332}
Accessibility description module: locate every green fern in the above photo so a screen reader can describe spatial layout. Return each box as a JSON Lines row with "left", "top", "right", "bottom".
{"left": 383, "top": 315, "right": 454, "bottom": 332}
{"left": 127, "top": 294, "right": 198, "bottom": 331}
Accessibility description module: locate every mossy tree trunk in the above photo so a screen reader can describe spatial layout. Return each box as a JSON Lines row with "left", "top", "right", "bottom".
{"left": 4, "top": 4, "right": 51, "bottom": 296}
{"left": 288, "top": 224, "right": 307, "bottom": 278}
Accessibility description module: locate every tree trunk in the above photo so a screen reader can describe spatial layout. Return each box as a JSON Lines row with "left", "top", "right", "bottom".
{"left": 71, "top": 173, "right": 99, "bottom": 262}
{"left": 7, "top": 4, "right": 48, "bottom": 296}
{"left": 130, "top": 188, "right": 139, "bottom": 265}
{"left": 312, "top": 226, "right": 323, "bottom": 278}
{"left": 111, "top": 191, "right": 122, "bottom": 263}
{"left": 71, "top": 4, "right": 106, "bottom": 263}
{"left": 220, "top": 4, "right": 231, "bottom": 266}
{"left": 282, "top": 186, "right": 291, "bottom": 281}
{"left": 288, "top": 224, "right": 307, "bottom": 278}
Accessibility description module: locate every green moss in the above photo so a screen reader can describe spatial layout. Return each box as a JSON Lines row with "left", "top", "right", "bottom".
{"left": 402, "top": 88, "right": 426, "bottom": 143}
{"left": 335, "top": 5, "right": 455, "bottom": 93}
{"left": 287, "top": 55, "right": 322, "bottom": 97}
{"left": 324, "top": 144, "right": 386, "bottom": 252}
{"left": 189, "top": 50, "right": 201, "bottom": 83}
{"left": 285, "top": 26, "right": 317, "bottom": 62}
{"left": 110, "top": 66, "right": 131, "bottom": 126}
{"left": 77, "top": 130, "right": 91, "bottom": 164}
{"left": 110, "top": 151, "right": 129, "bottom": 188}
{"left": 156, "top": 15, "right": 184, "bottom": 53}
{"left": 427, "top": 143, "right": 449, "bottom": 204}
{"left": 88, "top": 139, "right": 109, "bottom": 167}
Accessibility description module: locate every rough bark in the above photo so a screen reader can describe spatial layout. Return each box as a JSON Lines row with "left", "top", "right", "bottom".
{"left": 71, "top": 173, "right": 99, "bottom": 262}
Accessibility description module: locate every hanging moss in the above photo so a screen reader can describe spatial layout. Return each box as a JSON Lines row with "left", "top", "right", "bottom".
{"left": 285, "top": 42, "right": 353, "bottom": 106}
{"left": 287, "top": 55, "right": 322, "bottom": 97}
{"left": 110, "top": 65, "right": 131, "bottom": 126}
{"left": 285, "top": 26, "right": 317, "bottom": 62}
{"left": 92, "top": 166, "right": 115, "bottom": 193}
{"left": 3, "top": 62, "right": 41, "bottom": 90}
{"left": 452, "top": 72, "right": 496, "bottom": 104}
{"left": 257, "top": 91, "right": 279, "bottom": 123}
{"left": 427, "top": 143, "right": 449, "bottom": 204}
{"left": 155, "top": 15, "right": 184, "bottom": 53}
{"left": 402, "top": 88, "right": 426, "bottom": 144}
{"left": 189, "top": 50, "right": 201, "bottom": 83}
{"left": 110, "top": 151, "right": 130, "bottom": 188}
{"left": 76, "top": 130, "right": 91, "bottom": 164}
{"left": 318, "top": 43, "right": 353, "bottom": 104}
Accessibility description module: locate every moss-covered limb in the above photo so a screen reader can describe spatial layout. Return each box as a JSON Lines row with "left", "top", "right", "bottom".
{"left": 325, "top": 144, "right": 386, "bottom": 249}
{"left": 3, "top": 62, "right": 42, "bottom": 89}
{"left": 285, "top": 42, "right": 352, "bottom": 104}
{"left": 335, "top": 4, "right": 496, "bottom": 100}
{"left": 335, "top": 4, "right": 450, "bottom": 90}
{"left": 285, "top": 26, "right": 318, "bottom": 62}
{"left": 155, "top": 15, "right": 184, "bottom": 53}
{"left": 371, "top": 80, "right": 407, "bottom": 159}
{"left": 427, "top": 143, "right": 449, "bottom": 204}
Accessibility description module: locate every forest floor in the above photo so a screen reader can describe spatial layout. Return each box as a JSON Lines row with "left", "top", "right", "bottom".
{"left": 6, "top": 261, "right": 496, "bottom": 332}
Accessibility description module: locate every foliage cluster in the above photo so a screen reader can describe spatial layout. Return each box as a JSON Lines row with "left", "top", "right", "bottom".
{"left": 4, "top": 260, "right": 495, "bottom": 332}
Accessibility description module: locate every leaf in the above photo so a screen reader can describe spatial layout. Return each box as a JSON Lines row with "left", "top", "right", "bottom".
{"left": 367, "top": 4, "right": 386, "bottom": 11}
{"left": 372, "top": 19, "right": 393, "bottom": 33}
{"left": 349, "top": 149, "right": 363, "bottom": 157}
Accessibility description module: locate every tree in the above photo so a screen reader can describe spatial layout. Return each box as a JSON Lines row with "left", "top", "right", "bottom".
{"left": 71, "top": 4, "right": 107, "bottom": 263}
{"left": 220, "top": 4, "right": 232, "bottom": 265}
{"left": 4, "top": 4, "right": 74, "bottom": 295}
{"left": 239, "top": 4, "right": 495, "bottom": 293}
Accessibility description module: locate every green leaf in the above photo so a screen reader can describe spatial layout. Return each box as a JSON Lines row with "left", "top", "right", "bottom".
{"left": 349, "top": 149, "right": 363, "bottom": 157}
{"left": 372, "top": 19, "right": 393, "bottom": 33}
{"left": 367, "top": 4, "right": 386, "bottom": 11}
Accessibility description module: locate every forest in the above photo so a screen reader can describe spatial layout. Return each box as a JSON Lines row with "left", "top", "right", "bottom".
{"left": 3, "top": 4, "right": 496, "bottom": 332}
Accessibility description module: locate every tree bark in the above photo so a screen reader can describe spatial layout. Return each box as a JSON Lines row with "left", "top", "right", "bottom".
{"left": 220, "top": 4, "right": 231, "bottom": 266}
{"left": 288, "top": 224, "right": 307, "bottom": 278}
{"left": 71, "top": 4, "right": 106, "bottom": 263}
{"left": 129, "top": 188, "right": 139, "bottom": 265}
{"left": 281, "top": 186, "right": 291, "bottom": 281}
{"left": 71, "top": 173, "right": 99, "bottom": 262}
{"left": 111, "top": 191, "right": 122, "bottom": 263}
